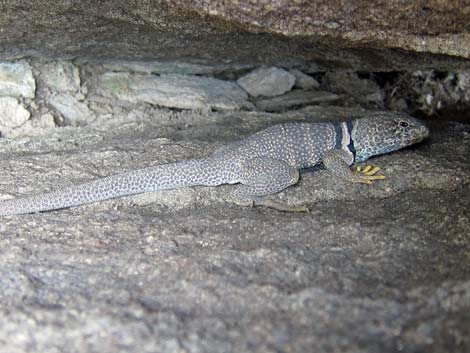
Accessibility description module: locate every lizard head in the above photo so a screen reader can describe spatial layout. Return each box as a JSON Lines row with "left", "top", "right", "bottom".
{"left": 352, "top": 112, "right": 429, "bottom": 162}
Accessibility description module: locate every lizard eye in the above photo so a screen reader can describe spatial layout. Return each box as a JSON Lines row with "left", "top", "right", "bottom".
{"left": 398, "top": 121, "right": 409, "bottom": 128}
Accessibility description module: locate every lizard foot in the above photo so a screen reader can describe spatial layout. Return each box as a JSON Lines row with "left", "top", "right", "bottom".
{"left": 352, "top": 165, "right": 385, "bottom": 184}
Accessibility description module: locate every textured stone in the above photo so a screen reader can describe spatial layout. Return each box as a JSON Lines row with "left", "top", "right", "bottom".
{"left": 87, "top": 59, "right": 254, "bottom": 75}
{"left": 38, "top": 61, "right": 81, "bottom": 92}
{"left": 254, "top": 89, "right": 339, "bottom": 112}
{"left": 0, "top": 1, "right": 469, "bottom": 71}
{"left": 237, "top": 67, "right": 296, "bottom": 97}
{"left": 49, "top": 94, "right": 95, "bottom": 125}
{"left": 0, "top": 62, "right": 36, "bottom": 98}
{"left": 96, "top": 72, "right": 252, "bottom": 111}
{"left": 0, "top": 97, "right": 30, "bottom": 136}
{"left": 323, "top": 72, "right": 383, "bottom": 106}
{"left": 289, "top": 69, "right": 320, "bottom": 90}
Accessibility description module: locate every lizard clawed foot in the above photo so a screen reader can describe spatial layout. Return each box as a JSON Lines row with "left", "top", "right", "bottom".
{"left": 352, "top": 165, "right": 386, "bottom": 184}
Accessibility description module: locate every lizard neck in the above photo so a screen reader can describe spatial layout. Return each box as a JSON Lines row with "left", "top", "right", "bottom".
{"left": 350, "top": 118, "right": 373, "bottom": 162}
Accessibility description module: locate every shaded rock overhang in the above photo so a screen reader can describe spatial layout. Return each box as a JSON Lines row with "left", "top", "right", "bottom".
{"left": 1, "top": 0, "right": 469, "bottom": 70}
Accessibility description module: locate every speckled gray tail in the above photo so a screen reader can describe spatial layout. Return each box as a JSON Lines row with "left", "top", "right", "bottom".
{"left": 0, "top": 158, "right": 225, "bottom": 216}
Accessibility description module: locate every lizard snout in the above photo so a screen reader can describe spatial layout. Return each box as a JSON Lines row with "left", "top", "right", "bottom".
{"left": 410, "top": 124, "right": 429, "bottom": 144}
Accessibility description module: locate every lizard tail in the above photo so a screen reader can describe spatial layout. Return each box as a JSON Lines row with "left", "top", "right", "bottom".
{"left": 0, "top": 158, "right": 228, "bottom": 216}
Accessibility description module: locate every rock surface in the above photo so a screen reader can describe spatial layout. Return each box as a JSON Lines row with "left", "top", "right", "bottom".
{"left": 1, "top": 1, "right": 469, "bottom": 70}
{"left": 323, "top": 71, "right": 385, "bottom": 107}
{"left": 49, "top": 94, "right": 95, "bottom": 126}
{"left": 0, "top": 106, "right": 469, "bottom": 353}
{"left": 0, "top": 97, "right": 30, "bottom": 136}
{"left": 237, "top": 67, "right": 296, "bottom": 97}
{"left": 37, "top": 61, "right": 81, "bottom": 93}
{"left": 289, "top": 69, "right": 320, "bottom": 90}
{"left": 254, "top": 90, "right": 340, "bottom": 112}
{"left": 0, "top": 61, "right": 36, "bottom": 98}
{"left": 96, "top": 72, "right": 252, "bottom": 111}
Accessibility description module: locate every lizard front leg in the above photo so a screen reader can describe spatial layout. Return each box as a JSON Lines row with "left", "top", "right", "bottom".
{"left": 231, "top": 157, "right": 308, "bottom": 212}
{"left": 322, "top": 149, "right": 385, "bottom": 184}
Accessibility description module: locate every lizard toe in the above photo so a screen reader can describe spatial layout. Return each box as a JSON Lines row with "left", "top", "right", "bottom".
{"left": 351, "top": 166, "right": 386, "bottom": 184}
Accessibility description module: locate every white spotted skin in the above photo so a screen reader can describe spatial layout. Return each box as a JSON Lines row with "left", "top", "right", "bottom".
{"left": 0, "top": 113, "right": 428, "bottom": 215}
{"left": 218, "top": 123, "right": 337, "bottom": 169}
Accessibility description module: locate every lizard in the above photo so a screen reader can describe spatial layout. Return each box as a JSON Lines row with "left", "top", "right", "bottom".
{"left": 0, "top": 111, "right": 429, "bottom": 216}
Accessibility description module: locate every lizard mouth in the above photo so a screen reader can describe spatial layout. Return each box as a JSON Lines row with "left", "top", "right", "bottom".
{"left": 410, "top": 125, "right": 429, "bottom": 144}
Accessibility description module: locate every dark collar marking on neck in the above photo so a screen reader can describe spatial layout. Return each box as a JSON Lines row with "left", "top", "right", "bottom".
{"left": 334, "top": 123, "right": 343, "bottom": 150}
{"left": 346, "top": 120, "right": 356, "bottom": 158}
{"left": 334, "top": 120, "right": 356, "bottom": 158}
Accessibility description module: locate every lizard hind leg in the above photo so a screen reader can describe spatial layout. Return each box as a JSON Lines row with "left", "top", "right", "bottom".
{"left": 231, "top": 157, "right": 308, "bottom": 212}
